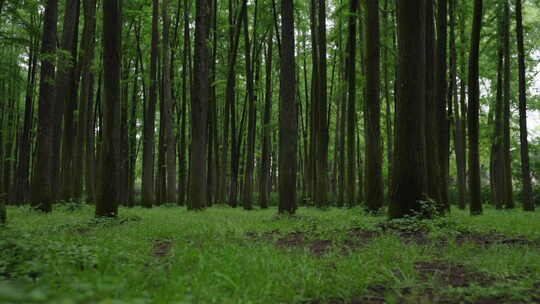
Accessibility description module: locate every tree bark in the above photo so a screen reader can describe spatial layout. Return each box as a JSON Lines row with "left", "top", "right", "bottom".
{"left": 364, "top": 0, "right": 384, "bottom": 211}
{"left": 279, "top": 0, "right": 297, "bottom": 214}
{"left": 30, "top": 0, "right": 59, "bottom": 212}
{"left": 389, "top": 0, "right": 427, "bottom": 219}
{"left": 468, "top": 0, "right": 483, "bottom": 215}
{"left": 516, "top": 0, "right": 534, "bottom": 211}
{"left": 96, "top": 0, "right": 122, "bottom": 217}
{"left": 188, "top": 0, "right": 210, "bottom": 210}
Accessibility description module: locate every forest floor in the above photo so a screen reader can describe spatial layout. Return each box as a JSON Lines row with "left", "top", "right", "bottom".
{"left": 1, "top": 205, "right": 540, "bottom": 304}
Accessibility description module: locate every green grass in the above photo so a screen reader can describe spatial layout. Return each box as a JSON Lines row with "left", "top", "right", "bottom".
{"left": 1, "top": 205, "right": 540, "bottom": 303}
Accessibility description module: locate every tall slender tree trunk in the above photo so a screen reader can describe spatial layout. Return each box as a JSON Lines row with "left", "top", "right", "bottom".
{"left": 425, "top": 0, "right": 441, "bottom": 204}
{"left": 74, "top": 0, "right": 97, "bottom": 202}
{"left": 259, "top": 29, "right": 273, "bottom": 209}
{"left": 502, "top": 0, "right": 513, "bottom": 209}
{"left": 436, "top": 0, "right": 449, "bottom": 211}
{"left": 279, "top": 0, "right": 297, "bottom": 214}
{"left": 162, "top": 0, "right": 177, "bottom": 203}
{"left": 315, "top": 0, "right": 329, "bottom": 208}
{"left": 188, "top": 0, "right": 210, "bottom": 210}
{"left": 468, "top": 0, "right": 483, "bottom": 215}
{"left": 142, "top": 0, "right": 159, "bottom": 207}
{"left": 54, "top": 0, "right": 80, "bottom": 202}
{"left": 516, "top": 0, "right": 534, "bottom": 211}
{"left": 450, "top": 0, "right": 466, "bottom": 210}
{"left": 344, "top": 0, "right": 358, "bottom": 207}
{"left": 241, "top": 0, "right": 257, "bottom": 210}
{"left": 13, "top": 36, "right": 38, "bottom": 204}
{"left": 30, "top": 0, "right": 59, "bottom": 212}
{"left": 364, "top": 0, "right": 384, "bottom": 211}
{"left": 389, "top": 0, "right": 427, "bottom": 219}
{"left": 96, "top": 0, "right": 122, "bottom": 217}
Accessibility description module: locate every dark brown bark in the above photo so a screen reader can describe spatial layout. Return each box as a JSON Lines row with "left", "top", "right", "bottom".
{"left": 450, "top": 0, "right": 466, "bottom": 210}
{"left": 259, "top": 30, "right": 273, "bottom": 209}
{"left": 13, "top": 36, "right": 38, "bottom": 204}
{"left": 345, "top": 0, "right": 358, "bottom": 207}
{"left": 389, "top": 0, "right": 427, "bottom": 219}
{"left": 54, "top": 0, "right": 80, "bottom": 202}
{"left": 436, "top": 0, "right": 449, "bottom": 211}
{"left": 315, "top": 0, "right": 329, "bottom": 208}
{"left": 364, "top": 0, "right": 384, "bottom": 211}
{"left": 188, "top": 0, "right": 210, "bottom": 210}
{"left": 142, "top": 0, "right": 159, "bottom": 207}
{"left": 241, "top": 0, "right": 257, "bottom": 210}
{"left": 96, "top": 0, "right": 122, "bottom": 217}
{"left": 162, "top": 0, "right": 177, "bottom": 203}
{"left": 73, "top": 0, "right": 97, "bottom": 202}
{"left": 468, "top": 0, "right": 483, "bottom": 215}
{"left": 30, "top": 0, "right": 59, "bottom": 212}
{"left": 425, "top": 0, "right": 441, "bottom": 204}
{"left": 279, "top": 0, "right": 297, "bottom": 214}
{"left": 516, "top": 0, "right": 534, "bottom": 211}
{"left": 502, "top": 0, "right": 514, "bottom": 209}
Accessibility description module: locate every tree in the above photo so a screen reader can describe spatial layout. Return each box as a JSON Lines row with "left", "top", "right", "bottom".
{"left": 162, "top": 0, "right": 176, "bottom": 203}
{"left": 345, "top": 0, "right": 358, "bottom": 207}
{"left": 30, "top": 0, "right": 59, "bottom": 212}
{"left": 516, "top": 0, "right": 534, "bottom": 211}
{"left": 389, "top": 0, "right": 427, "bottom": 219}
{"left": 188, "top": 0, "right": 210, "bottom": 210}
{"left": 279, "top": 0, "right": 297, "bottom": 214}
{"left": 468, "top": 0, "right": 483, "bottom": 215}
{"left": 96, "top": 0, "right": 122, "bottom": 217}
{"left": 364, "top": 0, "right": 384, "bottom": 211}
{"left": 73, "top": 0, "right": 97, "bottom": 202}
{"left": 436, "top": 0, "right": 449, "bottom": 211}
{"left": 142, "top": 0, "right": 159, "bottom": 207}
{"left": 259, "top": 29, "right": 273, "bottom": 209}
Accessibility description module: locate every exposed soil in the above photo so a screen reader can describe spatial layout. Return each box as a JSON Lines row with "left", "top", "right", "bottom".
{"left": 455, "top": 231, "right": 540, "bottom": 247}
{"left": 414, "top": 260, "right": 494, "bottom": 287}
{"left": 247, "top": 225, "right": 539, "bottom": 258}
{"left": 152, "top": 240, "right": 173, "bottom": 258}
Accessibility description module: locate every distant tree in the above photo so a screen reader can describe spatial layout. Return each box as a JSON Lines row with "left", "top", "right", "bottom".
{"left": 259, "top": 29, "right": 273, "bottom": 210}
{"left": 142, "top": 0, "right": 159, "bottom": 208}
{"left": 345, "top": 0, "right": 358, "bottom": 207}
{"left": 279, "top": 0, "right": 298, "bottom": 214}
{"left": 96, "top": 0, "right": 122, "bottom": 217}
{"left": 516, "top": 0, "right": 534, "bottom": 211}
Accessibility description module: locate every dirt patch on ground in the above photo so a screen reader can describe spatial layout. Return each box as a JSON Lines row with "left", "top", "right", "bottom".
{"left": 152, "top": 240, "right": 173, "bottom": 258}
{"left": 247, "top": 226, "right": 539, "bottom": 258}
{"left": 456, "top": 232, "right": 540, "bottom": 248}
{"left": 414, "top": 260, "right": 494, "bottom": 287}
{"left": 248, "top": 228, "right": 381, "bottom": 256}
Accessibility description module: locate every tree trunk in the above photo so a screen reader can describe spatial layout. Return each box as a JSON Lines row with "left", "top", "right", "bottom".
{"left": 467, "top": 0, "right": 483, "bottom": 215}
{"left": 364, "top": 0, "right": 384, "bottom": 211}
{"left": 96, "top": 0, "right": 122, "bottom": 217}
{"left": 502, "top": 0, "right": 514, "bottom": 209}
{"left": 279, "top": 0, "right": 297, "bottom": 214}
{"left": 516, "top": 0, "right": 534, "bottom": 211}
{"left": 436, "top": 0, "right": 449, "bottom": 211}
{"left": 54, "top": 0, "right": 80, "bottom": 202}
{"left": 389, "top": 0, "right": 427, "bottom": 219}
{"left": 162, "top": 0, "right": 177, "bottom": 203}
{"left": 188, "top": 0, "right": 210, "bottom": 210}
{"left": 142, "top": 0, "right": 159, "bottom": 207}
{"left": 30, "top": 0, "right": 59, "bottom": 212}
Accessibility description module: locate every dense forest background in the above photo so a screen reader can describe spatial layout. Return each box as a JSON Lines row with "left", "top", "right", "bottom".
{"left": 1, "top": 0, "right": 540, "bottom": 219}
